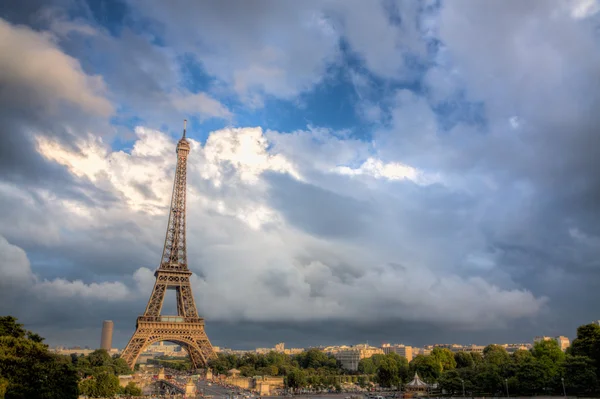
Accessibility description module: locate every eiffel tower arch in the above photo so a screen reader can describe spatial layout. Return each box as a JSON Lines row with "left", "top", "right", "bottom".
{"left": 120, "top": 120, "right": 217, "bottom": 370}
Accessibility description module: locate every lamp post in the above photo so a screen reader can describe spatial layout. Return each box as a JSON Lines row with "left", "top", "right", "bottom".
{"left": 561, "top": 377, "right": 566, "bottom": 397}
{"left": 460, "top": 378, "right": 465, "bottom": 397}
{"left": 505, "top": 378, "right": 509, "bottom": 398}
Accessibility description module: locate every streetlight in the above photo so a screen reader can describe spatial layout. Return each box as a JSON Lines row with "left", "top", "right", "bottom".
{"left": 504, "top": 378, "right": 509, "bottom": 398}
{"left": 460, "top": 378, "right": 465, "bottom": 397}
{"left": 561, "top": 377, "right": 566, "bottom": 397}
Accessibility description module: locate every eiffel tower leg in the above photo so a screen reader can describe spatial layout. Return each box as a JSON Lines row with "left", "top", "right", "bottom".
{"left": 120, "top": 328, "right": 150, "bottom": 370}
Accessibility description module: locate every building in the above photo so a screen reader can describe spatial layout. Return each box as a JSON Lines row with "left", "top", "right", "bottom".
{"left": 381, "top": 344, "right": 413, "bottom": 362}
{"left": 412, "top": 347, "right": 432, "bottom": 356}
{"left": 224, "top": 374, "right": 284, "bottom": 395}
{"left": 283, "top": 348, "right": 304, "bottom": 355}
{"left": 51, "top": 348, "right": 95, "bottom": 356}
{"left": 461, "top": 345, "right": 484, "bottom": 354}
{"left": 502, "top": 343, "right": 532, "bottom": 354}
{"left": 100, "top": 320, "right": 114, "bottom": 351}
{"left": 275, "top": 342, "right": 285, "bottom": 352}
{"left": 334, "top": 344, "right": 384, "bottom": 371}
{"left": 555, "top": 336, "right": 571, "bottom": 351}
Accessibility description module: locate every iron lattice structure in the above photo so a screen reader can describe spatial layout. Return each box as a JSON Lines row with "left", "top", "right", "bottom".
{"left": 121, "top": 121, "right": 217, "bottom": 370}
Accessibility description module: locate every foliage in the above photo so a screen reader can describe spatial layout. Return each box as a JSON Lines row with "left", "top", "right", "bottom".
{"left": 120, "top": 381, "right": 143, "bottom": 396}
{"left": 571, "top": 324, "right": 600, "bottom": 376}
{"left": 211, "top": 322, "right": 600, "bottom": 396}
{"left": 78, "top": 372, "right": 120, "bottom": 398}
{"left": 147, "top": 356, "right": 191, "bottom": 371}
{"left": 454, "top": 351, "right": 474, "bottom": 369}
{"left": 0, "top": 377, "right": 7, "bottom": 399}
{"left": 209, "top": 348, "right": 344, "bottom": 389}
{"left": 286, "top": 368, "right": 307, "bottom": 389}
{"left": 409, "top": 354, "right": 442, "bottom": 382}
{"left": 431, "top": 347, "right": 456, "bottom": 371}
{"left": 0, "top": 317, "right": 79, "bottom": 399}
{"left": 72, "top": 349, "right": 133, "bottom": 377}
{"left": 0, "top": 316, "right": 44, "bottom": 343}
{"left": 438, "top": 369, "right": 464, "bottom": 395}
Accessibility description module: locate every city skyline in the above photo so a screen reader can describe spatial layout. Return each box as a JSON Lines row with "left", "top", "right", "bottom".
{"left": 2, "top": 0, "right": 600, "bottom": 351}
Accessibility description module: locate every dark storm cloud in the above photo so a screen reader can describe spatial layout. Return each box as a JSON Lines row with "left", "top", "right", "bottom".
{"left": 266, "top": 172, "right": 374, "bottom": 239}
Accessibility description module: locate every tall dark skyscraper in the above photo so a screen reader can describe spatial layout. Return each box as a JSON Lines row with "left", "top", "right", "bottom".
{"left": 100, "top": 320, "right": 114, "bottom": 350}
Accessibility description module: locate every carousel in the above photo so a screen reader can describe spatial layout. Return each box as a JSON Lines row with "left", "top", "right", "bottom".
{"left": 404, "top": 372, "right": 429, "bottom": 397}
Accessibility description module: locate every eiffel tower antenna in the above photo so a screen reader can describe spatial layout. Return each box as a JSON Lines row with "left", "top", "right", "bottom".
{"left": 121, "top": 119, "right": 216, "bottom": 370}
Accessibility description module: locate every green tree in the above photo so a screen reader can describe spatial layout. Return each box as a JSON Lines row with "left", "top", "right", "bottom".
{"left": 358, "top": 357, "right": 376, "bottom": 374}
{"left": 409, "top": 355, "right": 442, "bottom": 382}
{"left": 511, "top": 358, "right": 550, "bottom": 395}
{"left": 531, "top": 339, "right": 565, "bottom": 390}
{"left": 470, "top": 352, "right": 483, "bottom": 365}
{"left": 377, "top": 357, "right": 399, "bottom": 387}
{"left": 431, "top": 348, "right": 456, "bottom": 371}
{"left": 511, "top": 349, "right": 533, "bottom": 364}
{"left": 475, "top": 363, "right": 503, "bottom": 395}
{"left": 87, "top": 349, "right": 112, "bottom": 368}
{"left": 454, "top": 352, "right": 474, "bottom": 369}
{"left": 0, "top": 377, "right": 8, "bottom": 399}
{"left": 120, "top": 381, "right": 142, "bottom": 396}
{"left": 563, "top": 355, "right": 598, "bottom": 395}
{"left": 0, "top": 317, "right": 79, "bottom": 399}
{"left": 286, "top": 368, "right": 307, "bottom": 389}
{"left": 571, "top": 324, "right": 600, "bottom": 377}
{"left": 483, "top": 345, "right": 510, "bottom": 367}
{"left": 93, "top": 372, "right": 120, "bottom": 398}
{"left": 112, "top": 357, "right": 132, "bottom": 375}
{"left": 438, "top": 369, "right": 464, "bottom": 395}
{"left": 0, "top": 316, "right": 44, "bottom": 343}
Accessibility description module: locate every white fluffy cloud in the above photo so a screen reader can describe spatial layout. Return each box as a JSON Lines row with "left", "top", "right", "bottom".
{"left": 24, "top": 125, "right": 545, "bottom": 328}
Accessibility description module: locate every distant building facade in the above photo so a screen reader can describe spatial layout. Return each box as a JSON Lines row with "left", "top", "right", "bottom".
{"left": 534, "top": 336, "right": 570, "bottom": 351}
{"left": 381, "top": 344, "right": 413, "bottom": 362}
{"left": 333, "top": 344, "right": 384, "bottom": 371}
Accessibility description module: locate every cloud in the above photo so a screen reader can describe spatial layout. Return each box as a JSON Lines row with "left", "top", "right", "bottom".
{"left": 334, "top": 157, "right": 439, "bottom": 185}
{"left": 0, "top": 235, "right": 132, "bottom": 304}
{"left": 10, "top": 126, "right": 546, "bottom": 334}
{"left": 169, "top": 91, "right": 232, "bottom": 121}
{"left": 0, "top": 18, "right": 113, "bottom": 116}
{"left": 125, "top": 1, "right": 429, "bottom": 105}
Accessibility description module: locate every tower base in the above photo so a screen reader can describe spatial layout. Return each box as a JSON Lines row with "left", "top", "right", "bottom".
{"left": 120, "top": 316, "right": 216, "bottom": 370}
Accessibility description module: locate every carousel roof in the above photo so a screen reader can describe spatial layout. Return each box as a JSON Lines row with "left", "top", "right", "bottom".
{"left": 406, "top": 372, "right": 428, "bottom": 387}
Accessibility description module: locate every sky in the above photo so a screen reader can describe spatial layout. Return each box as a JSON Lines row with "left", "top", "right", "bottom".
{"left": 1, "top": 0, "right": 600, "bottom": 351}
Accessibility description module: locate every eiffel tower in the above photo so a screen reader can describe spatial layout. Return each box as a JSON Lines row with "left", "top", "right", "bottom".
{"left": 120, "top": 120, "right": 216, "bottom": 370}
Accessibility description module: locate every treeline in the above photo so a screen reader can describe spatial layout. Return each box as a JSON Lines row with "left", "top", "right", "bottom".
{"left": 432, "top": 324, "right": 600, "bottom": 397}
{"left": 0, "top": 316, "right": 140, "bottom": 399}
{"left": 74, "top": 349, "right": 141, "bottom": 397}
{"left": 357, "top": 323, "right": 600, "bottom": 396}
{"left": 209, "top": 349, "right": 350, "bottom": 388}
{"left": 210, "top": 323, "right": 600, "bottom": 396}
